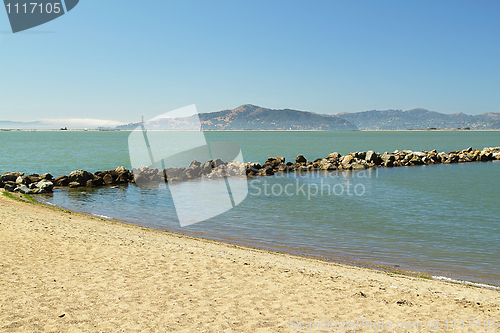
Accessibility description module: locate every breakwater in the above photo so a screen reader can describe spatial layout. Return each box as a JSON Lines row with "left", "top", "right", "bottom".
{"left": 1, "top": 146, "right": 499, "bottom": 195}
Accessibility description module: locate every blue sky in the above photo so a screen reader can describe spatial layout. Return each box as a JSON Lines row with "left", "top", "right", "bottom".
{"left": 1, "top": 0, "right": 499, "bottom": 126}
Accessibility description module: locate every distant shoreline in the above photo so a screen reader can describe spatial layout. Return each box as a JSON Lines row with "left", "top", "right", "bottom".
{"left": 2, "top": 128, "right": 500, "bottom": 132}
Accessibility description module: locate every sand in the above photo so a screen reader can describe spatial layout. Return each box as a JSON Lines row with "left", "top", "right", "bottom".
{"left": 0, "top": 191, "right": 499, "bottom": 332}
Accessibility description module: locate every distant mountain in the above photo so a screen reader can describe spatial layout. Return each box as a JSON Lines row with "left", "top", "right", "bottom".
{"left": 337, "top": 108, "right": 500, "bottom": 130}
{"left": 117, "top": 104, "right": 358, "bottom": 130}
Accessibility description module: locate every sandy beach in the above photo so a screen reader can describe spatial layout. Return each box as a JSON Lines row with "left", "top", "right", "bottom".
{"left": 1, "top": 191, "right": 499, "bottom": 332}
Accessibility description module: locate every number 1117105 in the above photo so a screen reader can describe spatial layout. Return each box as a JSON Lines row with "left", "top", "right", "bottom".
{"left": 5, "top": 2, "right": 62, "bottom": 14}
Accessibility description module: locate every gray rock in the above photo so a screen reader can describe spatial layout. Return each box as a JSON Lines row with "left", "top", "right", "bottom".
{"left": 14, "top": 184, "right": 31, "bottom": 194}
{"left": 189, "top": 160, "right": 201, "bottom": 168}
{"left": 16, "top": 176, "right": 31, "bottom": 185}
{"left": 365, "top": 150, "right": 382, "bottom": 165}
{"left": 351, "top": 163, "right": 366, "bottom": 170}
{"left": 36, "top": 179, "right": 54, "bottom": 193}
{"left": 200, "top": 161, "right": 214, "bottom": 174}
{"left": 68, "top": 182, "right": 81, "bottom": 188}
{"left": 212, "top": 159, "right": 224, "bottom": 168}
{"left": 4, "top": 184, "right": 16, "bottom": 192}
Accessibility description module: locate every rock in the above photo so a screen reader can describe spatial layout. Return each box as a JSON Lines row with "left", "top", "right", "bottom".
{"left": 448, "top": 154, "right": 459, "bottom": 163}
{"left": 114, "top": 166, "right": 125, "bottom": 174}
{"left": 480, "top": 152, "right": 493, "bottom": 161}
{"left": 320, "top": 163, "right": 336, "bottom": 171}
{"left": 14, "top": 184, "right": 31, "bottom": 194}
{"left": 200, "top": 161, "right": 214, "bottom": 174}
{"left": 212, "top": 159, "right": 224, "bottom": 168}
{"left": 68, "top": 182, "right": 81, "bottom": 188}
{"left": 340, "top": 155, "right": 354, "bottom": 166}
{"left": 326, "top": 152, "right": 341, "bottom": 163}
{"left": 265, "top": 157, "right": 285, "bottom": 169}
{"left": 92, "top": 176, "right": 104, "bottom": 186}
{"left": 0, "top": 180, "right": 4, "bottom": 188}
{"left": 40, "top": 173, "right": 53, "bottom": 180}
{"left": 27, "top": 175, "right": 41, "bottom": 183}
{"left": 4, "top": 184, "right": 16, "bottom": 192}
{"left": 36, "top": 179, "right": 54, "bottom": 193}
{"left": 189, "top": 160, "right": 201, "bottom": 168}
{"left": 350, "top": 163, "right": 366, "bottom": 170}
{"left": 413, "top": 151, "right": 426, "bottom": 158}
{"left": 493, "top": 152, "right": 500, "bottom": 160}
{"left": 1, "top": 173, "right": 22, "bottom": 182}
{"left": 16, "top": 176, "right": 31, "bottom": 185}
{"left": 295, "top": 155, "right": 307, "bottom": 164}
{"left": 410, "top": 156, "right": 424, "bottom": 165}
{"left": 381, "top": 152, "right": 395, "bottom": 163}
{"left": 103, "top": 173, "right": 114, "bottom": 185}
{"left": 260, "top": 165, "right": 274, "bottom": 176}
{"left": 54, "top": 175, "right": 70, "bottom": 187}
{"left": 185, "top": 165, "right": 201, "bottom": 179}
{"left": 68, "top": 170, "right": 94, "bottom": 186}
{"left": 438, "top": 152, "right": 449, "bottom": 162}
{"left": 384, "top": 160, "right": 394, "bottom": 167}
{"left": 354, "top": 151, "right": 366, "bottom": 160}
{"left": 365, "top": 150, "right": 382, "bottom": 165}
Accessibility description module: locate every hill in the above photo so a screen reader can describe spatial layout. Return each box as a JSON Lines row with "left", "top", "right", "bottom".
{"left": 117, "top": 105, "right": 358, "bottom": 130}
{"left": 337, "top": 108, "right": 500, "bottom": 130}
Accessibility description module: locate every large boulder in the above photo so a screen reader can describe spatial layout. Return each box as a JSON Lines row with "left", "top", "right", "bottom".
{"left": 16, "top": 176, "right": 31, "bottom": 185}
{"left": 14, "top": 184, "right": 31, "bottom": 194}
{"left": 365, "top": 150, "right": 382, "bottom": 165}
{"left": 200, "top": 161, "right": 214, "bottom": 175}
{"left": 184, "top": 165, "right": 202, "bottom": 179}
{"left": 54, "top": 175, "right": 70, "bottom": 187}
{"left": 68, "top": 170, "right": 94, "bottom": 186}
{"left": 103, "top": 173, "right": 114, "bottom": 184}
{"left": 39, "top": 173, "right": 53, "bottom": 180}
{"left": 1, "top": 172, "right": 23, "bottom": 182}
{"left": 295, "top": 155, "right": 307, "bottom": 164}
{"left": 36, "top": 179, "right": 54, "bottom": 193}
{"left": 4, "top": 183, "right": 16, "bottom": 192}
{"left": 265, "top": 157, "right": 285, "bottom": 169}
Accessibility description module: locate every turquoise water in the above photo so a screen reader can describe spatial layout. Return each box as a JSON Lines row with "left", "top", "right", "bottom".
{"left": 1, "top": 130, "right": 500, "bottom": 286}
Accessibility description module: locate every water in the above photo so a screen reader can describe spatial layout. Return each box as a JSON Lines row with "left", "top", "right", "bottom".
{"left": 1, "top": 130, "right": 500, "bottom": 286}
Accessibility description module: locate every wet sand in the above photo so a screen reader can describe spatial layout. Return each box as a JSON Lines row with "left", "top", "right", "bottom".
{"left": 1, "top": 190, "right": 499, "bottom": 332}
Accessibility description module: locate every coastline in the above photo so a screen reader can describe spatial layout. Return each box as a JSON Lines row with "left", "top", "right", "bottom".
{"left": 1, "top": 190, "right": 499, "bottom": 331}
{"left": 2, "top": 128, "right": 500, "bottom": 132}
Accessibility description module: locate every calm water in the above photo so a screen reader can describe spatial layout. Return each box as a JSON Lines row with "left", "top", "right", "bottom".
{"left": 1, "top": 130, "right": 500, "bottom": 286}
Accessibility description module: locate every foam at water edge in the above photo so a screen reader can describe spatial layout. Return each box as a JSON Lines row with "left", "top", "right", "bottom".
{"left": 433, "top": 276, "right": 500, "bottom": 290}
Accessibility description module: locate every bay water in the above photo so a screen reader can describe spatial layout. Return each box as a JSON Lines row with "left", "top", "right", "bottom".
{"left": 1, "top": 130, "right": 499, "bottom": 286}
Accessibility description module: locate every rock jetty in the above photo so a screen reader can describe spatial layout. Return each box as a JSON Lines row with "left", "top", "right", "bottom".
{"left": 1, "top": 146, "right": 499, "bottom": 194}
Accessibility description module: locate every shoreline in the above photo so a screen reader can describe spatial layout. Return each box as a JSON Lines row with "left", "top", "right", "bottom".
{"left": 2, "top": 128, "right": 500, "bottom": 132}
{"left": 1, "top": 190, "right": 499, "bottom": 331}
{"left": 34, "top": 189, "right": 500, "bottom": 291}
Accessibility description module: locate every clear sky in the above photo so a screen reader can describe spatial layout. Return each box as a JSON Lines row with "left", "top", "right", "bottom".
{"left": 1, "top": 0, "right": 499, "bottom": 126}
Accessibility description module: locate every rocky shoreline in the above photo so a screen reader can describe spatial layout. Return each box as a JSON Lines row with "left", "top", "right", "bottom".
{"left": 1, "top": 146, "right": 499, "bottom": 194}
